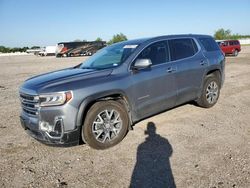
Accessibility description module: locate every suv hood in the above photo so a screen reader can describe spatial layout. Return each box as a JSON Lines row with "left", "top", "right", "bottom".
{"left": 21, "top": 68, "right": 113, "bottom": 93}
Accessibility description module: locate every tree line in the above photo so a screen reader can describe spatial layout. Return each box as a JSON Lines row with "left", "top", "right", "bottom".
{"left": 1, "top": 30, "right": 249, "bottom": 53}
{"left": 0, "top": 33, "right": 128, "bottom": 53}
{"left": 0, "top": 45, "right": 42, "bottom": 53}
{"left": 214, "top": 28, "right": 250, "bottom": 40}
{"left": 74, "top": 33, "right": 128, "bottom": 44}
{"left": 0, "top": 46, "right": 29, "bottom": 53}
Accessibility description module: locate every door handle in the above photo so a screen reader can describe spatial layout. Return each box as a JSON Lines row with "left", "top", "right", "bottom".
{"left": 200, "top": 60, "right": 207, "bottom": 66}
{"left": 167, "top": 67, "right": 176, "bottom": 73}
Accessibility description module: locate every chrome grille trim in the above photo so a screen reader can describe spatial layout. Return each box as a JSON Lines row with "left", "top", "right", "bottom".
{"left": 20, "top": 92, "right": 39, "bottom": 116}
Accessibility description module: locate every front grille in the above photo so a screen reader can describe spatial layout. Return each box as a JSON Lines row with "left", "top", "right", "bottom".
{"left": 20, "top": 93, "right": 39, "bottom": 116}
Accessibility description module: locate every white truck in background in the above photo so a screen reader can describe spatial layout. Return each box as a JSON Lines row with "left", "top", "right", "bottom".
{"left": 39, "top": 46, "right": 56, "bottom": 56}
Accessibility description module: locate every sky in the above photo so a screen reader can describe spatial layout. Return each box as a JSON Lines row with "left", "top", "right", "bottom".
{"left": 0, "top": 0, "right": 250, "bottom": 47}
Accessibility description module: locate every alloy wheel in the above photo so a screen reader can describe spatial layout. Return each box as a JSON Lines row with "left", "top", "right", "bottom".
{"left": 92, "top": 109, "right": 122, "bottom": 143}
{"left": 206, "top": 81, "right": 219, "bottom": 104}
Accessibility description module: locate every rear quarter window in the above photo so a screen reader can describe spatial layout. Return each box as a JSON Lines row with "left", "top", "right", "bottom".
{"left": 199, "top": 37, "right": 220, "bottom": 52}
{"left": 169, "top": 38, "right": 198, "bottom": 61}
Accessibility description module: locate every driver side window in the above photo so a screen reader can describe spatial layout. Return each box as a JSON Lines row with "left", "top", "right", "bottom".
{"left": 137, "top": 41, "right": 170, "bottom": 66}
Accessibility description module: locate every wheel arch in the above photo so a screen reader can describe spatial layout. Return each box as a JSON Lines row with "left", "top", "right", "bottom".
{"left": 196, "top": 68, "right": 222, "bottom": 108}
{"left": 198, "top": 68, "right": 222, "bottom": 99}
{"left": 206, "top": 69, "right": 221, "bottom": 83}
{"left": 76, "top": 90, "right": 133, "bottom": 130}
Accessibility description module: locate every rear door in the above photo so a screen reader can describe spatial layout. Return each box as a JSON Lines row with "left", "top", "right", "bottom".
{"left": 169, "top": 38, "right": 207, "bottom": 105}
{"left": 129, "top": 41, "right": 177, "bottom": 118}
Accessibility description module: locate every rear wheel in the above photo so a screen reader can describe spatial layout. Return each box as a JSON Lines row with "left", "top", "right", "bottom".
{"left": 233, "top": 49, "right": 239, "bottom": 56}
{"left": 197, "top": 74, "right": 221, "bottom": 108}
{"left": 82, "top": 100, "right": 129, "bottom": 149}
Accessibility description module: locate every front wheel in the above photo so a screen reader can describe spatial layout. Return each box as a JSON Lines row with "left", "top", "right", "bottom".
{"left": 82, "top": 101, "right": 129, "bottom": 149}
{"left": 197, "top": 74, "right": 221, "bottom": 108}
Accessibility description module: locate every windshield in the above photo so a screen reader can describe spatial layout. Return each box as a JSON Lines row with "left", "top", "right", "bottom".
{"left": 80, "top": 42, "right": 139, "bottom": 69}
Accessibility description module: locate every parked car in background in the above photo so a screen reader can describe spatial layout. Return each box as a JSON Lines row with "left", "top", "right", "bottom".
{"left": 19, "top": 34, "right": 225, "bottom": 149}
{"left": 217, "top": 40, "right": 241, "bottom": 56}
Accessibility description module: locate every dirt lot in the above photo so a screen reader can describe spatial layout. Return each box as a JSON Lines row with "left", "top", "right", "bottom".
{"left": 0, "top": 47, "right": 250, "bottom": 188}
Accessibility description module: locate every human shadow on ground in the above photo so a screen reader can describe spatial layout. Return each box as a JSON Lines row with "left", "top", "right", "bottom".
{"left": 130, "top": 122, "right": 176, "bottom": 188}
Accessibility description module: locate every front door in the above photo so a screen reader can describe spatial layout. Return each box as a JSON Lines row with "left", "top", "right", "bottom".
{"left": 128, "top": 41, "right": 177, "bottom": 119}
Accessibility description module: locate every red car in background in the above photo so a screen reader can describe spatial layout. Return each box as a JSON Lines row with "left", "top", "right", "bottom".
{"left": 217, "top": 40, "right": 241, "bottom": 56}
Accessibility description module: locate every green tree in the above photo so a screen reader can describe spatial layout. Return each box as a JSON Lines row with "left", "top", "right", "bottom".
{"left": 22, "top": 47, "right": 29, "bottom": 52}
{"left": 214, "top": 28, "right": 232, "bottom": 40}
{"left": 95, "top": 37, "right": 102, "bottom": 42}
{"left": 108, "top": 33, "right": 127, "bottom": 45}
{"left": 0, "top": 46, "right": 10, "bottom": 53}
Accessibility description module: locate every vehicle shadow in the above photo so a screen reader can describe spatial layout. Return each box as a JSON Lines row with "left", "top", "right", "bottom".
{"left": 130, "top": 122, "right": 176, "bottom": 188}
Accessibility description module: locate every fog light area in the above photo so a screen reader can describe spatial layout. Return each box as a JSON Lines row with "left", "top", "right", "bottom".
{"left": 39, "top": 118, "right": 64, "bottom": 139}
{"left": 39, "top": 121, "right": 53, "bottom": 132}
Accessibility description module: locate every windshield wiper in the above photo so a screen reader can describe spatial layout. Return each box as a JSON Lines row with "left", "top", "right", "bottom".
{"left": 81, "top": 66, "right": 97, "bottom": 70}
{"left": 73, "top": 63, "right": 82, "bottom": 69}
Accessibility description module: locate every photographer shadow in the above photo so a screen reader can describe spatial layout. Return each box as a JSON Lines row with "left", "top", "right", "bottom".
{"left": 130, "top": 122, "right": 176, "bottom": 188}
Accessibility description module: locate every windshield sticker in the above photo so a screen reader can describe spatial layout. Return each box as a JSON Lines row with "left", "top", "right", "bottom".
{"left": 123, "top": 45, "right": 138, "bottom": 49}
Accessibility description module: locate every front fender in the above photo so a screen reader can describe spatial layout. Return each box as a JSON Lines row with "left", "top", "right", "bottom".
{"left": 75, "top": 90, "right": 133, "bottom": 127}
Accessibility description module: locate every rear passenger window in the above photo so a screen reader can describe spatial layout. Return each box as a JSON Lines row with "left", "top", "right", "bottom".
{"left": 199, "top": 37, "right": 220, "bottom": 52}
{"left": 233, "top": 41, "right": 239, "bottom": 45}
{"left": 137, "top": 41, "right": 169, "bottom": 65}
{"left": 169, "top": 38, "right": 198, "bottom": 61}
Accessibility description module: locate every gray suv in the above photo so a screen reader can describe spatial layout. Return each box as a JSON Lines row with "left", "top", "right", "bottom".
{"left": 19, "top": 35, "right": 225, "bottom": 149}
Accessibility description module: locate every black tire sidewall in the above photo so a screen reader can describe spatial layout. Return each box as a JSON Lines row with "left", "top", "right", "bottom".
{"left": 82, "top": 101, "right": 129, "bottom": 149}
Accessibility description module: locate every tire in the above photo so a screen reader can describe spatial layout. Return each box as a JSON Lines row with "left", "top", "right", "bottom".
{"left": 197, "top": 74, "right": 221, "bottom": 108}
{"left": 82, "top": 100, "right": 129, "bottom": 149}
{"left": 233, "top": 49, "right": 239, "bottom": 56}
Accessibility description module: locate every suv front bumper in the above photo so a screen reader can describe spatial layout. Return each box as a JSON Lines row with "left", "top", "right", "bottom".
{"left": 20, "top": 114, "right": 80, "bottom": 147}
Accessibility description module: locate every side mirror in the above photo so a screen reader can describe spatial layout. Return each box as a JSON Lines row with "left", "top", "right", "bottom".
{"left": 133, "top": 59, "right": 152, "bottom": 70}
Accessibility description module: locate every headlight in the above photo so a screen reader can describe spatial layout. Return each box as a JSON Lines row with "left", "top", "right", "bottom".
{"left": 39, "top": 91, "right": 72, "bottom": 107}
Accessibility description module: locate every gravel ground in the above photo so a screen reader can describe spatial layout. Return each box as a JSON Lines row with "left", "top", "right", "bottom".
{"left": 0, "top": 47, "right": 250, "bottom": 188}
